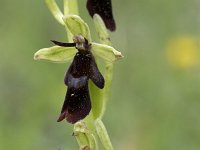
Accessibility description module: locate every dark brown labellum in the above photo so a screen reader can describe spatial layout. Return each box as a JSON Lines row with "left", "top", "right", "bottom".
{"left": 52, "top": 38, "right": 104, "bottom": 124}
{"left": 87, "top": 0, "right": 116, "bottom": 31}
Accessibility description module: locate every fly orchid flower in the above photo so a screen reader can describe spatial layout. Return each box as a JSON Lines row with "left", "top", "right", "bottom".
{"left": 34, "top": 15, "right": 122, "bottom": 123}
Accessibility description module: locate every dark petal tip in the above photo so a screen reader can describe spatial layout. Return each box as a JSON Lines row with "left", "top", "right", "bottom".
{"left": 51, "top": 40, "right": 56, "bottom": 43}
{"left": 51, "top": 40, "right": 76, "bottom": 47}
{"left": 105, "top": 19, "right": 116, "bottom": 31}
{"left": 57, "top": 112, "right": 67, "bottom": 122}
{"left": 51, "top": 40, "right": 60, "bottom": 45}
{"left": 98, "top": 78, "right": 105, "bottom": 89}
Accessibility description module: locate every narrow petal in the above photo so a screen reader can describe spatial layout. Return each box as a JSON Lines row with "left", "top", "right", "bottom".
{"left": 34, "top": 46, "right": 76, "bottom": 63}
{"left": 63, "top": 15, "right": 92, "bottom": 42}
{"left": 91, "top": 43, "right": 123, "bottom": 62}
{"left": 51, "top": 40, "right": 76, "bottom": 47}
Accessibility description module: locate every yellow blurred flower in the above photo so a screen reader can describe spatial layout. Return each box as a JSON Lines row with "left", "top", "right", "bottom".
{"left": 166, "top": 36, "right": 200, "bottom": 69}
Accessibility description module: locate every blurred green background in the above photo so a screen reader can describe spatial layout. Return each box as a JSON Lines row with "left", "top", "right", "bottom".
{"left": 1, "top": 0, "right": 200, "bottom": 150}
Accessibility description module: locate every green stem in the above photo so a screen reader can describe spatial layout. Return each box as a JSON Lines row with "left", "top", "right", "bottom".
{"left": 63, "top": 0, "right": 78, "bottom": 42}
{"left": 63, "top": 1, "right": 99, "bottom": 149}
{"left": 45, "top": 0, "right": 64, "bottom": 25}
{"left": 91, "top": 14, "right": 114, "bottom": 118}
{"left": 100, "top": 63, "right": 113, "bottom": 117}
{"left": 92, "top": 14, "right": 114, "bottom": 149}
{"left": 63, "top": 0, "right": 79, "bottom": 15}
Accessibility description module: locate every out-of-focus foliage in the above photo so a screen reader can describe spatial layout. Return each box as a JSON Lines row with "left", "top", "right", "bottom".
{"left": 1, "top": 0, "right": 200, "bottom": 150}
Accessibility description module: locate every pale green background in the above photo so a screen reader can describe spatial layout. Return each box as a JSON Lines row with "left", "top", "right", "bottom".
{"left": 1, "top": 0, "right": 200, "bottom": 150}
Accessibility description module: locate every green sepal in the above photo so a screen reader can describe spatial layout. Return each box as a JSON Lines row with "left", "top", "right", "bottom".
{"left": 63, "top": 0, "right": 79, "bottom": 15}
{"left": 93, "top": 14, "right": 111, "bottom": 45}
{"left": 34, "top": 46, "right": 76, "bottom": 63}
{"left": 91, "top": 43, "right": 123, "bottom": 62}
{"left": 45, "top": 0, "right": 64, "bottom": 25}
{"left": 63, "top": 15, "right": 92, "bottom": 42}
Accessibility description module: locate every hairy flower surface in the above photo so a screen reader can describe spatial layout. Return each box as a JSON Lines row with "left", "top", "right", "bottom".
{"left": 54, "top": 36, "right": 104, "bottom": 123}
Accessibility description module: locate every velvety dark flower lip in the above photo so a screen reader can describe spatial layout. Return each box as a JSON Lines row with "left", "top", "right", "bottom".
{"left": 86, "top": 0, "right": 116, "bottom": 31}
{"left": 52, "top": 36, "right": 105, "bottom": 124}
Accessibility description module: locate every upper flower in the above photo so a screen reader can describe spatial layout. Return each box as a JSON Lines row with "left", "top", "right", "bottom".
{"left": 34, "top": 14, "right": 123, "bottom": 63}
{"left": 86, "top": 0, "right": 116, "bottom": 31}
